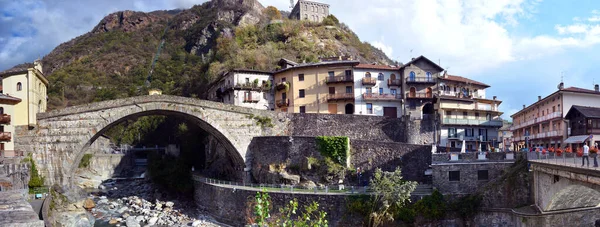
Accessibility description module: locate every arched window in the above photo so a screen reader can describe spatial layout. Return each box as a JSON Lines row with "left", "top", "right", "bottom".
{"left": 409, "top": 87, "right": 416, "bottom": 97}
{"left": 365, "top": 72, "right": 371, "bottom": 78}
{"left": 409, "top": 71, "right": 416, "bottom": 82}
{"left": 17, "top": 82, "right": 22, "bottom": 91}
{"left": 378, "top": 73, "right": 384, "bottom": 81}
{"left": 304, "top": 14, "right": 308, "bottom": 20}
{"left": 426, "top": 72, "right": 432, "bottom": 81}
{"left": 312, "top": 6, "right": 315, "bottom": 12}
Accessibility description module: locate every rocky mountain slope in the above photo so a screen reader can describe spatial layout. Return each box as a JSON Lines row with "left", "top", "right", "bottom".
{"left": 5, "top": 0, "right": 394, "bottom": 110}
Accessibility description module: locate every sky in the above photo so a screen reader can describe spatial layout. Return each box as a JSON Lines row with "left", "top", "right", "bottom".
{"left": 2, "top": 0, "right": 600, "bottom": 119}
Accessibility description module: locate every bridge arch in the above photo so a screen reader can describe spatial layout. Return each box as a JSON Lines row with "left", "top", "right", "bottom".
{"left": 546, "top": 184, "right": 600, "bottom": 211}
{"left": 21, "top": 95, "right": 283, "bottom": 186}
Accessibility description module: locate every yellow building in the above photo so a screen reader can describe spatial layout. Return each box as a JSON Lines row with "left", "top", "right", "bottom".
{"left": 0, "top": 60, "right": 48, "bottom": 156}
{"left": 273, "top": 58, "right": 360, "bottom": 114}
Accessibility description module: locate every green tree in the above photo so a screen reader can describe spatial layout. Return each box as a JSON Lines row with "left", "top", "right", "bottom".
{"left": 28, "top": 154, "right": 45, "bottom": 191}
{"left": 251, "top": 191, "right": 328, "bottom": 227}
{"left": 414, "top": 189, "right": 446, "bottom": 220}
{"left": 368, "top": 168, "right": 417, "bottom": 227}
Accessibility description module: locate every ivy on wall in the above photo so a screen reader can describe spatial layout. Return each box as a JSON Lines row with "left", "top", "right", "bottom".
{"left": 315, "top": 136, "right": 349, "bottom": 166}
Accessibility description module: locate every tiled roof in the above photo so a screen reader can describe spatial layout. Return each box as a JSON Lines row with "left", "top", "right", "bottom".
{"left": 0, "top": 93, "right": 22, "bottom": 104}
{"left": 0, "top": 63, "right": 33, "bottom": 76}
{"left": 274, "top": 60, "right": 360, "bottom": 73}
{"left": 441, "top": 75, "right": 490, "bottom": 88}
{"left": 354, "top": 64, "right": 399, "bottom": 71}
{"left": 566, "top": 105, "right": 600, "bottom": 119}
{"left": 398, "top": 55, "right": 444, "bottom": 71}
{"left": 561, "top": 86, "right": 599, "bottom": 94}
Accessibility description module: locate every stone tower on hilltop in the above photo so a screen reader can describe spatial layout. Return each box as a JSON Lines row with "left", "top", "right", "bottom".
{"left": 289, "top": 0, "right": 330, "bottom": 23}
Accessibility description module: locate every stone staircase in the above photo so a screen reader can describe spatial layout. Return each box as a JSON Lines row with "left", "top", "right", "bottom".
{"left": 411, "top": 184, "right": 434, "bottom": 196}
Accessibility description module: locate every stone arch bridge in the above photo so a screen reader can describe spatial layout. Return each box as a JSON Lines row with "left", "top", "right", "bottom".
{"left": 15, "top": 95, "right": 411, "bottom": 187}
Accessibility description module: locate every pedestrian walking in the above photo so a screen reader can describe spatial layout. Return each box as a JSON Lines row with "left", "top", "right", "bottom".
{"left": 582, "top": 142, "right": 590, "bottom": 167}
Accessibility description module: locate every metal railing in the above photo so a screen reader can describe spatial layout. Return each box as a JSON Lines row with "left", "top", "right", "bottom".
{"left": 442, "top": 118, "right": 503, "bottom": 126}
{"left": 0, "top": 150, "right": 24, "bottom": 158}
{"left": 362, "top": 93, "right": 402, "bottom": 101}
{"left": 526, "top": 151, "right": 600, "bottom": 170}
{"left": 0, "top": 114, "right": 10, "bottom": 124}
{"left": 0, "top": 132, "right": 11, "bottom": 141}
{"left": 387, "top": 79, "right": 402, "bottom": 86}
{"left": 326, "top": 75, "right": 353, "bottom": 83}
{"left": 406, "top": 93, "right": 433, "bottom": 98}
{"left": 406, "top": 77, "right": 436, "bottom": 83}
{"left": 362, "top": 77, "right": 376, "bottom": 85}
{"left": 326, "top": 93, "right": 355, "bottom": 101}
{"left": 243, "top": 95, "right": 261, "bottom": 103}
{"left": 192, "top": 175, "right": 372, "bottom": 195}
{"left": 276, "top": 99, "right": 289, "bottom": 107}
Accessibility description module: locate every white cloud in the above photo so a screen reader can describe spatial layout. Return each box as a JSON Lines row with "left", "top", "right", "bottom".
{"left": 371, "top": 39, "right": 393, "bottom": 59}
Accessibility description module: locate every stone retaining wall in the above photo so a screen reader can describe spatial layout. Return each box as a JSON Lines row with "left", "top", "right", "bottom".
{"left": 0, "top": 163, "right": 30, "bottom": 191}
{"left": 289, "top": 114, "right": 407, "bottom": 142}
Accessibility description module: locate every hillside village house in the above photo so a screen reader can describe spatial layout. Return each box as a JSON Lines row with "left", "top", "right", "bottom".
{"left": 289, "top": 0, "right": 330, "bottom": 23}
{"left": 207, "top": 70, "right": 274, "bottom": 110}
{"left": 273, "top": 58, "right": 359, "bottom": 114}
{"left": 564, "top": 105, "right": 600, "bottom": 149}
{"left": 511, "top": 83, "right": 600, "bottom": 150}
{"left": 498, "top": 121, "right": 514, "bottom": 151}
{"left": 436, "top": 73, "right": 503, "bottom": 151}
{"left": 353, "top": 64, "right": 403, "bottom": 118}
{"left": 400, "top": 56, "right": 444, "bottom": 120}
{"left": 0, "top": 60, "right": 48, "bottom": 156}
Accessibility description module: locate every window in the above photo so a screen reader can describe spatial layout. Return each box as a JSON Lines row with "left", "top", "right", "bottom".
{"left": 390, "top": 89, "right": 397, "bottom": 95}
{"left": 409, "top": 71, "right": 416, "bottom": 81}
{"left": 465, "top": 128, "right": 474, "bottom": 137}
{"left": 478, "top": 170, "right": 489, "bottom": 181}
{"left": 463, "top": 112, "right": 468, "bottom": 119}
{"left": 449, "top": 171, "right": 460, "bottom": 181}
{"left": 475, "top": 112, "right": 479, "bottom": 118}
{"left": 17, "top": 82, "right": 22, "bottom": 91}
{"left": 366, "top": 103, "right": 373, "bottom": 114}
{"left": 282, "top": 92, "right": 287, "bottom": 99}
{"left": 282, "top": 77, "right": 287, "bottom": 83}
{"left": 446, "top": 111, "right": 452, "bottom": 116}
{"left": 448, "top": 128, "right": 457, "bottom": 138}
{"left": 366, "top": 87, "right": 372, "bottom": 94}
{"left": 408, "top": 100, "right": 416, "bottom": 109}
{"left": 299, "top": 74, "right": 304, "bottom": 81}
{"left": 299, "top": 106, "right": 306, "bottom": 113}
{"left": 329, "top": 87, "right": 335, "bottom": 94}
{"left": 479, "top": 129, "right": 487, "bottom": 141}
{"left": 378, "top": 73, "right": 384, "bottom": 81}
{"left": 245, "top": 78, "right": 250, "bottom": 84}
{"left": 299, "top": 89, "right": 305, "bottom": 98}
{"left": 426, "top": 72, "right": 432, "bottom": 81}
{"left": 365, "top": 72, "right": 371, "bottom": 78}
{"left": 379, "top": 88, "right": 383, "bottom": 95}
{"left": 345, "top": 70, "right": 352, "bottom": 76}
{"left": 346, "top": 86, "right": 352, "bottom": 93}
{"left": 328, "top": 71, "right": 334, "bottom": 78}
{"left": 451, "top": 141, "right": 456, "bottom": 147}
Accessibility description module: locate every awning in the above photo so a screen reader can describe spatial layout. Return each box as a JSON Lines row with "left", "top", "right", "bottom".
{"left": 563, "top": 135, "right": 593, "bottom": 144}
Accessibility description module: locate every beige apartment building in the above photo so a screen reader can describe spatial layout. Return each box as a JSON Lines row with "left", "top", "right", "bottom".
{"left": 436, "top": 73, "right": 503, "bottom": 151}
{"left": 0, "top": 60, "right": 48, "bottom": 155}
{"left": 511, "top": 83, "right": 600, "bottom": 149}
{"left": 273, "top": 58, "right": 359, "bottom": 114}
{"left": 400, "top": 56, "right": 444, "bottom": 119}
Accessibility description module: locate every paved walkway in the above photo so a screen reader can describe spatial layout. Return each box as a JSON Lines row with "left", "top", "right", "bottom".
{"left": 529, "top": 155, "right": 600, "bottom": 171}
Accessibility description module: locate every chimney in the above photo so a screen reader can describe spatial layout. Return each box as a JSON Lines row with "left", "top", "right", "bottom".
{"left": 595, "top": 84, "right": 599, "bottom": 92}
{"left": 493, "top": 96, "right": 497, "bottom": 100}
{"left": 538, "top": 96, "right": 541, "bottom": 101}
{"left": 411, "top": 57, "right": 415, "bottom": 61}
{"left": 523, "top": 104, "right": 526, "bottom": 109}
{"left": 558, "top": 82, "right": 564, "bottom": 90}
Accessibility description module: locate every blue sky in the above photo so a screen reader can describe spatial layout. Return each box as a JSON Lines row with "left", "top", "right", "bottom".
{"left": 2, "top": 0, "right": 600, "bottom": 119}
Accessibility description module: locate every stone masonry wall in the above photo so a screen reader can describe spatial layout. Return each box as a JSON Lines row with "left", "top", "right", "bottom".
{"left": 0, "top": 163, "right": 30, "bottom": 191}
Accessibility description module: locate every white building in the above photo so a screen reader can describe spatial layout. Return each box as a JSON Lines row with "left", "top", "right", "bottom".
{"left": 353, "top": 64, "right": 403, "bottom": 118}
{"left": 207, "top": 70, "right": 274, "bottom": 110}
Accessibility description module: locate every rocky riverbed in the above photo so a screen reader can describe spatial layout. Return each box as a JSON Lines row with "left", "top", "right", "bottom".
{"left": 86, "top": 178, "right": 223, "bottom": 227}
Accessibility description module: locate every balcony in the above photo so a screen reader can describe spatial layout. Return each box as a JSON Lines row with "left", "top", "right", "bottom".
{"left": 387, "top": 79, "right": 402, "bottom": 87}
{"left": 406, "top": 76, "right": 436, "bottom": 84}
{"left": 362, "top": 93, "right": 402, "bottom": 101}
{"left": 327, "top": 93, "right": 355, "bottom": 102}
{"left": 275, "top": 82, "right": 289, "bottom": 91}
{"left": 588, "top": 129, "right": 600, "bottom": 134}
{"left": 442, "top": 118, "right": 503, "bottom": 127}
{"left": 511, "top": 112, "right": 562, "bottom": 130}
{"left": 362, "top": 77, "right": 376, "bottom": 86}
{"left": 0, "top": 132, "right": 11, "bottom": 141}
{"left": 0, "top": 114, "right": 10, "bottom": 124}
{"left": 276, "top": 99, "right": 289, "bottom": 108}
{"left": 229, "top": 83, "right": 271, "bottom": 92}
{"left": 243, "top": 95, "right": 261, "bottom": 103}
{"left": 0, "top": 150, "right": 24, "bottom": 158}
{"left": 326, "top": 75, "right": 353, "bottom": 84}
{"left": 406, "top": 92, "right": 434, "bottom": 99}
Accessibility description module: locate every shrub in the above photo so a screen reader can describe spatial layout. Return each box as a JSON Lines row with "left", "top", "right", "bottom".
{"left": 322, "top": 15, "right": 339, "bottom": 26}
{"left": 79, "top": 154, "right": 93, "bottom": 168}
{"left": 263, "top": 6, "right": 282, "bottom": 20}
{"left": 315, "top": 136, "right": 349, "bottom": 165}
{"left": 450, "top": 194, "right": 482, "bottom": 219}
{"left": 28, "top": 154, "right": 45, "bottom": 189}
{"left": 414, "top": 189, "right": 446, "bottom": 220}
